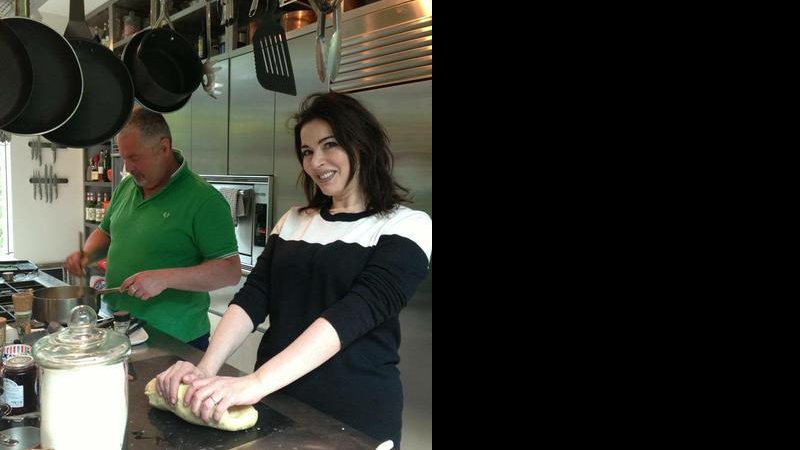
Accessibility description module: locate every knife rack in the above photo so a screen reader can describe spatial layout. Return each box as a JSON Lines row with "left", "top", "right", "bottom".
{"left": 27, "top": 141, "right": 67, "bottom": 149}
{"left": 29, "top": 177, "right": 68, "bottom": 184}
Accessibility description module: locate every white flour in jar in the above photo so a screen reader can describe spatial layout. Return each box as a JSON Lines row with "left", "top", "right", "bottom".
{"left": 39, "top": 362, "right": 128, "bottom": 450}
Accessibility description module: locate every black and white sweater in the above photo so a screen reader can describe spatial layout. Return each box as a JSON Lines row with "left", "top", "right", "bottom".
{"left": 230, "top": 205, "right": 432, "bottom": 443}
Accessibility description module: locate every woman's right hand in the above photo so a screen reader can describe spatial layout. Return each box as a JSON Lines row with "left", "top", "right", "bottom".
{"left": 155, "top": 360, "right": 208, "bottom": 406}
{"left": 64, "top": 251, "right": 87, "bottom": 277}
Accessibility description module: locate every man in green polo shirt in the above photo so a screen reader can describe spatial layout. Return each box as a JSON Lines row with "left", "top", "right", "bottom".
{"left": 64, "top": 107, "right": 241, "bottom": 350}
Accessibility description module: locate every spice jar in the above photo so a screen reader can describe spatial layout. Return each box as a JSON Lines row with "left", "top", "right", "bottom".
{"left": 113, "top": 310, "right": 130, "bottom": 335}
{"left": 1, "top": 355, "right": 37, "bottom": 414}
{"left": 33, "top": 305, "right": 130, "bottom": 450}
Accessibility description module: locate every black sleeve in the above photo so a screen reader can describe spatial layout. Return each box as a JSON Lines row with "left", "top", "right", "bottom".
{"left": 229, "top": 234, "right": 277, "bottom": 331}
{"left": 321, "top": 234, "right": 430, "bottom": 348}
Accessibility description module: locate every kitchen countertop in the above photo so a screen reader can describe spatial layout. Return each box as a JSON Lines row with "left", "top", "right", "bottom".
{"left": 1, "top": 325, "right": 379, "bottom": 449}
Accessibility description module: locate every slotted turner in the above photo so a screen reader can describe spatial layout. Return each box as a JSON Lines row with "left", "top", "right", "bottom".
{"left": 252, "top": 0, "right": 296, "bottom": 95}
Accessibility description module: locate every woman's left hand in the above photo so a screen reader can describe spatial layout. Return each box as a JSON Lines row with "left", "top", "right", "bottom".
{"left": 187, "top": 374, "right": 267, "bottom": 423}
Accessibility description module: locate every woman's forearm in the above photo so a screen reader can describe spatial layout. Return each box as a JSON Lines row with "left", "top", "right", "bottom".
{"left": 252, "top": 318, "right": 341, "bottom": 395}
{"left": 198, "top": 304, "right": 255, "bottom": 376}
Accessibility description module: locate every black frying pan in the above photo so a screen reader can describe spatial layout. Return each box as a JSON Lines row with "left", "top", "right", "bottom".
{"left": 1, "top": 17, "right": 83, "bottom": 136}
{"left": 45, "top": 0, "right": 135, "bottom": 147}
{"left": 0, "top": 19, "right": 33, "bottom": 129}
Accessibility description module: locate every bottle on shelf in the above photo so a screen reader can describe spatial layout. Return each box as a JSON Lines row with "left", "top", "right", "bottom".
{"left": 95, "top": 193, "right": 106, "bottom": 223}
{"left": 97, "top": 150, "right": 105, "bottom": 183}
{"left": 90, "top": 155, "right": 99, "bottom": 181}
{"left": 85, "top": 192, "right": 96, "bottom": 223}
{"left": 104, "top": 151, "right": 112, "bottom": 182}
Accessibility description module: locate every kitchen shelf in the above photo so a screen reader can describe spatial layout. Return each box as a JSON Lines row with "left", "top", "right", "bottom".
{"left": 84, "top": 221, "right": 100, "bottom": 231}
{"left": 85, "top": 181, "right": 112, "bottom": 187}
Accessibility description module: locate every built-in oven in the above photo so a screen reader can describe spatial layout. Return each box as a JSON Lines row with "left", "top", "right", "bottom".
{"left": 201, "top": 175, "right": 273, "bottom": 269}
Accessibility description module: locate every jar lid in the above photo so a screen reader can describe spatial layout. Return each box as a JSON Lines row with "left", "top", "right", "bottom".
{"left": 113, "top": 310, "right": 130, "bottom": 322}
{"left": 5, "top": 355, "right": 34, "bottom": 369}
{"left": 32, "top": 305, "right": 130, "bottom": 369}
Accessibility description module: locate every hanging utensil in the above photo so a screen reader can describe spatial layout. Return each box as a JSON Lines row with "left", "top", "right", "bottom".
{"left": 44, "top": 0, "right": 135, "bottom": 148}
{"left": 45, "top": 164, "right": 50, "bottom": 203}
{"left": 0, "top": 19, "right": 33, "bottom": 129}
{"left": 326, "top": 0, "right": 342, "bottom": 82}
{"left": 310, "top": 0, "right": 327, "bottom": 83}
{"left": 310, "top": 0, "right": 342, "bottom": 83}
{"left": 124, "top": 0, "right": 202, "bottom": 113}
{"left": 1, "top": 16, "right": 83, "bottom": 136}
{"left": 252, "top": 0, "right": 297, "bottom": 95}
{"left": 201, "top": 1, "right": 218, "bottom": 99}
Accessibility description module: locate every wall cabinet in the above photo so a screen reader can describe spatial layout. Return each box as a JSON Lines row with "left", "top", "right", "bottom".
{"left": 228, "top": 53, "right": 276, "bottom": 175}
{"left": 274, "top": 32, "right": 328, "bottom": 216}
{"left": 163, "top": 105, "right": 192, "bottom": 162}
{"left": 190, "top": 59, "right": 230, "bottom": 175}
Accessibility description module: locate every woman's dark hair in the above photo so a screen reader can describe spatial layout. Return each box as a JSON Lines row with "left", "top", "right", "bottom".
{"left": 293, "top": 92, "right": 411, "bottom": 214}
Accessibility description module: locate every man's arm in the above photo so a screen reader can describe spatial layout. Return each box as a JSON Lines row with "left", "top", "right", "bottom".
{"left": 120, "top": 254, "right": 241, "bottom": 300}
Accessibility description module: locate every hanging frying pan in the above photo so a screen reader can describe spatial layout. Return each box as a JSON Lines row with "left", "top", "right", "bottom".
{"left": 1, "top": 17, "right": 83, "bottom": 136}
{"left": 44, "top": 0, "right": 134, "bottom": 147}
{"left": 0, "top": 19, "right": 33, "bottom": 129}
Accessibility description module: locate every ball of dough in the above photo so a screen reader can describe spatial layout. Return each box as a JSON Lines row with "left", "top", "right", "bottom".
{"left": 144, "top": 378, "right": 258, "bottom": 431}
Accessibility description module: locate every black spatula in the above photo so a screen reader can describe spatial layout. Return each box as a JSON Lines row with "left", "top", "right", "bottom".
{"left": 252, "top": 0, "right": 296, "bottom": 95}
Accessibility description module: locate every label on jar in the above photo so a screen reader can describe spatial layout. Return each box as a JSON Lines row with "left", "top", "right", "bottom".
{"left": 2, "top": 377, "right": 24, "bottom": 407}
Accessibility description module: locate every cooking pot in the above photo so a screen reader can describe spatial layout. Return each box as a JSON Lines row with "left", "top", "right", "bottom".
{"left": 32, "top": 286, "right": 121, "bottom": 324}
{"left": 123, "top": 0, "right": 202, "bottom": 113}
{"left": 281, "top": 9, "right": 316, "bottom": 31}
{"left": 133, "top": 28, "right": 202, "bottom": 109}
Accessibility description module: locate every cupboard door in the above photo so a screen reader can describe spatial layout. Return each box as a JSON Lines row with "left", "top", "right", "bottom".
{"left": 229, "top": 53, "right": 275, "bottom": 175}
{"left": 274, "top": 32, "right": 328, "bottom": 216}
{"left": 163, "top": 104, "right": 192, "bottom": 165}
{"left": 190, "top": 59, "right": 229, "bottom": 175}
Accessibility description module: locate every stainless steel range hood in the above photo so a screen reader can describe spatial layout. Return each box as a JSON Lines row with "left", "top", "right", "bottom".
{"left": 331, "top": 0, "right": 432, "bottom": 92}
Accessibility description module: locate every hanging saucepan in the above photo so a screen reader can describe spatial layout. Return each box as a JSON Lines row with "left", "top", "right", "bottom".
{"left": 123, "top": 0, "right": 202, "bottom": 113}
{"left": 1, "top": 17, "right": 83, "bottom": 136}
{"left": 0, "top": 19, "right": 33, "bottom": 129}
{"left": 44, "top": 0, "right": 135, "bottom": 147}
{"left": 121, "top": 28, "right": 189, "bottom": 113}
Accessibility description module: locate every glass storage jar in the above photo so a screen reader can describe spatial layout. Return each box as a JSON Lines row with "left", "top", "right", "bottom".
{"left": 32, "top": 305, "right": 130, "bottom": 450}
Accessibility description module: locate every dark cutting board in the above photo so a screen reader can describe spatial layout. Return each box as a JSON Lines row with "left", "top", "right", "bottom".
{"left": 127, "top": 355, "right": 294, "bottom": 449}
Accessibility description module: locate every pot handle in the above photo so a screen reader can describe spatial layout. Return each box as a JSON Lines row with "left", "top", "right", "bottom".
{"left": 152, "top": 0, "right": 177, "bottom": 30}
{"left": 96, "top": 286, "right": 123, "bottom": 296}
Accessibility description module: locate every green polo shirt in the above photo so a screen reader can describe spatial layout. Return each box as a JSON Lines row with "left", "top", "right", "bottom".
{"left": 99, "top": 151, "right": 238, "bottom": 342}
